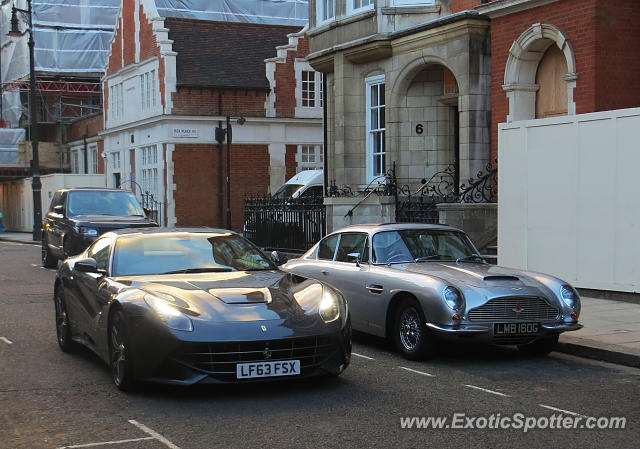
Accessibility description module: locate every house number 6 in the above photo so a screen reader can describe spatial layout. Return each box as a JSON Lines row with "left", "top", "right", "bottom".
{"left": 415, "top": 124, "right": 424, "bottom": 135}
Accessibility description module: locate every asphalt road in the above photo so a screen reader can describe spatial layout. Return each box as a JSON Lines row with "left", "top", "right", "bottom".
{"left": 1, "top": 241, "right": 638, "bottom": 449}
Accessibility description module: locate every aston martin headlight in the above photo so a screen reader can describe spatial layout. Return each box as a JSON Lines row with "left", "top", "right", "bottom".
{"left": 319, "top": 287, "right": 343, "bottom": 323}
{"left": 144, "top": 293, "right": 193, "bottom": 331}
{"left": 560, "top": 285, "right": 579, "bottom": 308}
{"left": 443, "top": 286, "right": 463, "bottom": 311}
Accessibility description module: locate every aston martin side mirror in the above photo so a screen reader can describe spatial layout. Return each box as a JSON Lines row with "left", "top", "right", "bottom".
{"left": 271, "top": 251, "right": 288, "bottom": 266}
{"left": 347, "top": 252, "right": 361, "bottom": 267}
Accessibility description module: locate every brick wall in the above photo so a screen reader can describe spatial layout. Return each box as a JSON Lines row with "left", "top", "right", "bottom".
{"left": 107, "top": 17, "right": 122, "bottom": 75}
{"left": 173, "top": 144, "right": 270, "bottom": 231}
{"left": 171, "top": 88, "right": 267, "bottom": 117}
{"left": 273, "top": 34, "right": 310, "bottom": 118}
{"left": 274, "top": 51, "right": 296, "bottom": 117}
{"left": 490, "top": 0, "right": 598, "bottom": 160}
{"left": 451, "top": 0, "right": 483, "bottom": 13}
{"left": 98, "top": 140, "right": 105, "bottom": 174}
{"left": 123, "top": 0, "right": 135, "bottom": 66}
{"left": 285, "top": 144, "right": 298, "bottom": 180}
{"left": 595, "top": 0, "right": 640, "bottom": 111}
{"left": 66, "top": 114, "right": 104, "bottom": 143}
{"left": 139, "top": 3, "right": 166, "bottom": 109}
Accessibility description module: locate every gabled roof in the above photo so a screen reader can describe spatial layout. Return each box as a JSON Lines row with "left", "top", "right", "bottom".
{"left": 166, "top": 18, "right": 301, "bottom": 90}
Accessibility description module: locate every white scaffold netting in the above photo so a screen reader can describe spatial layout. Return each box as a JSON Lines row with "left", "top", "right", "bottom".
{"left": 155, "top": 0, "right": 309, "bottom": 26}
{"left": 0, "top": 0, "right": 309, "bottom": 127}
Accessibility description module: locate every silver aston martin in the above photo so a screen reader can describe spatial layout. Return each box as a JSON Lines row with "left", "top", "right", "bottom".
{"left": 283, "top": 223, "right": 582, "bottom": 360}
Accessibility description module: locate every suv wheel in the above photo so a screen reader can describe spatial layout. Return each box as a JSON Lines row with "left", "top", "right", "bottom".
{"left": 42, "top": 238, "right": 57, "bottom": 268}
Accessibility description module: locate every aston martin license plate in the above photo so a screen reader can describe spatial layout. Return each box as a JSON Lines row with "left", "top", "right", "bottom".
{"left": 494, "top": 322, "right": 540, "bottom": 335}
{"left": 236, "top": 360, "right": 301, "bottom": 379}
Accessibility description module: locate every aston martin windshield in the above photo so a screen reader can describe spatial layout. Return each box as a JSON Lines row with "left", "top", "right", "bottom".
{"left": 67, "top": 190, "right": 145, "bottom": 217}
{"left": 372, "top": 229, "right": 479, "bottom": 264}
{"left": 112, "top": 232, "right": 274, "bottom": 276}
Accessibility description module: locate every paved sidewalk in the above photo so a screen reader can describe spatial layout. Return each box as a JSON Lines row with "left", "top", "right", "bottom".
{"left": 1, "top": 230, "right": 638, "bottom": 367}
{"left": 557, "top": 296, "right": 640, "bottom": 367}
{"left": 0, "top": 231, "right": 39, "bottom": 245}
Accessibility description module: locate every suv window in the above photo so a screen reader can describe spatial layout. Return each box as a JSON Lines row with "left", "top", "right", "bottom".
{"left": 49, "top": 192, "right": 62, "bottom": 212}
{"left": 318, "top": 234, "right": 339, "bottom": 260}
{"left": 67, "top": 190, "right": 144, "bottom": 217}
{"left": 299, "top": 185, "right": 323, "bottom": 198}
{"left": 336, "top": 233, "right": 368, "bottom": 263}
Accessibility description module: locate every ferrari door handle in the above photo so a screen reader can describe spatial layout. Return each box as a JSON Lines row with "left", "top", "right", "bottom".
{"left": 366, "top": 284, "right": 383, "bottom": 294}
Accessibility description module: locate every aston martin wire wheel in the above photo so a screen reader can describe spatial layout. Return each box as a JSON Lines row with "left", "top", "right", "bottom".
{"left": 109, "top": 310, "right": 135, "bottom": 391}
{"left": 54, "top": 287, "right": 75, "bottom": 352}
{"left": 42, "top": 238, "right": 57, "bottom": 268}
{"left": 394, "top": 297, "right": 438, "bottom": 360}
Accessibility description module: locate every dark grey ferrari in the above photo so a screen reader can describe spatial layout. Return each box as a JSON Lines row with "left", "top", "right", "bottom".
{"left": 53, "top": 228, "right": 351, "bottom": 390}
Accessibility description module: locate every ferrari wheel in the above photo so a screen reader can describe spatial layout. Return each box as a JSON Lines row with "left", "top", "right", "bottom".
{"left": 518, "top": 334, "right": 559, "bottom": 356}
{"left": 54, "top": 287, "right": 75, "bottom": 352}
{"left": 394, "top": 298, "right": 437, "bottom": 360}
{"left": 109, "top": 310, "right": 135, "bottom": 391}
{"left": 42, "top": 239, "right": 57, "bottom": 268}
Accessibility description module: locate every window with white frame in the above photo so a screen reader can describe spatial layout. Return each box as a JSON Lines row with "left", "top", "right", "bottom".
{"left": 139, "top": 145, "right": 160, "bottom": 197}
{"left": 109, "top": 82, "right": 124, "bottom": 120}
{"left": 111, "top": 151, "right": 121, "bottom": 170}
{"left": 71, "top": 149, "right": 80, "bottom": 174}
{"left": 366, "top": 74, "right": 385, "bottom": 180}
{"left": 302, "top": 71, "right": 316, "bottom": 107}
{"left": 111, "top": 151, "right": 122, "bottom": 189}
{"left": 300, "top": 70, "right": 323, "bottom": 109}
{"left": 89, "top": 146, "right": 98, "bottom": 174}
{"left": 319, "top": 73, "right": 324, "bottom": 107}
{"left": 298, "top": 145, "right": 323, "bottom": 171}
{"left": 348, "top": 0, "right": 375, "bottom": 15}
{"left": 140, "top": 70, "right": 157, "bottom": 111}
{"left": 316, "top": 0, "right": 335, "bottom": 25}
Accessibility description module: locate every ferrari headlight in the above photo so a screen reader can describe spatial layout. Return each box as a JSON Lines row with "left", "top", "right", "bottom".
{"left": 560, "top": 285, "right": 579, "bottom": 308}
{"left": 144, "top": 293, "right": 193, "bottom": 331}
{"left": 443, "top": 286, "right": 463, "bottom": 311}
{"left": 319, "top": 287, "right": 343, "bottom": 323}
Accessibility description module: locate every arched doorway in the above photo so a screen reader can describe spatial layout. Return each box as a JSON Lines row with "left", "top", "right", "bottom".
{"left": 503, "top": 23, "right": 577, "bottom": 122}
{"left": 390, "top": 63, "right": 460, "bottom": 188}
{"left": 535, "top": 44, "right": 568, "bottom": 118}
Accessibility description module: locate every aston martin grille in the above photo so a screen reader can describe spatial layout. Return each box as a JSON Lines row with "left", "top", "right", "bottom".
{"left": 174, "top": 336, "right": 337, "bottom": 380}
{"left": 468, "top": 296, "right": 559, "bottom": 322}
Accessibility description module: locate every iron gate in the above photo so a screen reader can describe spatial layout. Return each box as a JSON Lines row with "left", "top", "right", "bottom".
{"left": 243, "top": 196, "right": 325, "bottom": 252}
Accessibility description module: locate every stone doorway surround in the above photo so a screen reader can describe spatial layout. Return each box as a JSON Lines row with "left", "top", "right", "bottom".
{"left": 308, "top": 13, "right": 492, "bottom": 194}
{"left": 503, "top": 22, "right": 578, "bottom": 122}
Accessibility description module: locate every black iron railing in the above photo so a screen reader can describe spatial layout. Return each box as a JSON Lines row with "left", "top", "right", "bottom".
{"left": 140, "top": 191, "right": 163, "bottom": 225}
{"left": 243, "top": 196, "right": 325, "bottom": 252}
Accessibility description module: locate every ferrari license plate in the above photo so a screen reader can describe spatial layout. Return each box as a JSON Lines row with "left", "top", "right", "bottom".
{"left": 494, "top": 322, "right": 540, "bottom": 335}
{"left": 236, "top": 360, "right": 300, "bottom": 379}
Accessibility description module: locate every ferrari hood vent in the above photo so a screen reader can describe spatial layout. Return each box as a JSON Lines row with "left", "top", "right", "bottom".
{"left": 208, "top": 287, "right": 272, "bottom": 304}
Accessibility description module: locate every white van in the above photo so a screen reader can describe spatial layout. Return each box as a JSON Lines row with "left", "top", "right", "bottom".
{"left": 272, "top": 170, "right": 324, "bottom": 199}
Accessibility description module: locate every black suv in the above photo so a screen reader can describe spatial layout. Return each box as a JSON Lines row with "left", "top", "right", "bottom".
{"left": 42, "top": 188, "right": 158, "bottom": 267}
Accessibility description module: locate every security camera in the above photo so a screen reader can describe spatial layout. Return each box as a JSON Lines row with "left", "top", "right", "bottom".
{"left": 101, "top": 152, "right": 107, "bottom": 159}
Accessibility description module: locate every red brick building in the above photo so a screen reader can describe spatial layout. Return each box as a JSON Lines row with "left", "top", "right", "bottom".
{"left": 478, "top": 0, "right": 640, "bottom": 160}
{"left": 102, "top": 0, "right": 323, "bottom": 230}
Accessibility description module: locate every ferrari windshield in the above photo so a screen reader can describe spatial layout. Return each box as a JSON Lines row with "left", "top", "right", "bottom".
{"left": 112, "top": 232, "right": 274, "bottom": 276}
{"left": 67, "top": 190, "right": 144, "bottom": 217}
{"left": 372, "top": 229, "right": 480, "bottom": 264}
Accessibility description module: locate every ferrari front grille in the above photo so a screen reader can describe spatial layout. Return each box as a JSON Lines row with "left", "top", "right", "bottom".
{"left": 174, "top": 335, "right": 336, "bottom": 378}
